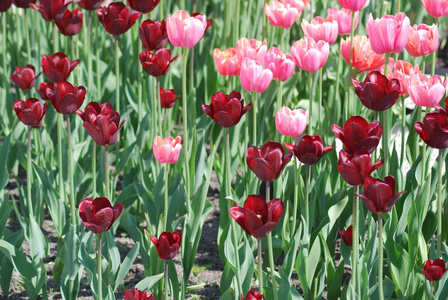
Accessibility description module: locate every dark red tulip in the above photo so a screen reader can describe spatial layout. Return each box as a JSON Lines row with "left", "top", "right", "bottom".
{"left": 150, "top": 231, "right": 182, "bottom": 260}
{"left": 331, "top": 116, "right": 383, "bottom": 155}
{"left": 0, "top": 0, "right": 12, "bottom": 12}
{"left": 139, "top": 48, "right": 178, "bottom": 77}
{"left": 139, "top": 19, "right": 168, "bottom": 51}
{"left": 191, "top": 12, "right": 213, "bottom": 33}
{"left": 56, "top": 8, "right": 83, "bottom": 36}
{"left": 241, "top": 290, "right": 264, "bottom": 300}
{"left": 352, "top": 71, "right": 401, "bottom": 111}
{"left": 202, "top": 91, "right": 252, "bottom": 128}
{"left": 77, "top": 102, "right": 125, "bottom": 146}
{"left": 78, "top": 0, "right": 105, "bottom": 10}
{"left": 97, "top": 2, "right": 140, "bottom": 36}
{"left": 11, "top": 0, "right": 36, "bottom": 9}
{"left": 13, "top": 98, "right": 48, "bottom": 128}
{"left": 160, "top": 88, "right": 180, "bottom": 109}
{"left": 127, "top": 0, "right": 159, "bottom": 14}
{"left": 337, "top": 149, "right": 384, "bottom": 186}
{"left": 36, "top": 82, "right": 54, "bottom": 101}
{"left": 422, "top": 259, "right": 447, "bottom": 282}
{"left": 285, "top": 135, "right": 334, "bottom": 165}
{"left": 414, "top": 97, "right": 448, "bottom": 149}
{"left": 46, "top": 81, "right": 86, "bottom": 115}
{"left": 124, "top": 287, "right": 156, "bottom": 300}
{"left": 30, "top": 0, "right": 70, "bottom": 22}
{"left": 229, "top": 194, "right": 284, "bottom": 239}
{"left": 10, "top": 65, "right": 40, "bottom": 90}
{"left": 339, "top": 225, "right": 354, "bottom": 247}
{"left": 356, "top": 176, "right": 405, "bottom": 214}
{"left": 41, "top": 52, "right": 80, "bottom": 83}
{"left": 79, "top": 197, "right": 123, "bottom": 234}
{"left": 246, "top": 141, "right": 292, "bottom": 182}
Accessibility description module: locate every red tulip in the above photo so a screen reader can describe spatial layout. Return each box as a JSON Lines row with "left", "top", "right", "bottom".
{"left": 160, "top": 88, "right": 180, "bottom": 109}
{"left": 36, "top": 82, "right": 54, "bottom": 101}
{"left": 150, "top": 231, "right": 182, "bottom": 260}
{"left": 241, "top": 290, "right": 264, "bottom": 300}
{"left": 79, "top": 197, "right": 123, "bottom": 234}
{"left": 124, "top": 287, "right": 156, "bottom": 300}
{"left": 11, "top": 0, "right": 36, "bottom": 9}
{"left": 139, "top": 19, "right": 168, "bottom": 51}
{"left": 414, "top": 97, "right": 448, "bottom": 149}
{"left": 46, "top": 81, "right": 86, "bottom": 115}
{"left": 56, "top": 8, "right": 83, "bottom": 36}
{"left": 10, "top": 65, "right": 40, "bottom": 90}
{"left": 30, "top": 0, "right": 70, "bottom": 22}
{"left": 202, "top": 91, "right": 252, "bottom": 128}
{"left": 337, "top": 149, "right": 383, "bottom": 186}
{"left": 97, "top": 2, "right": 140, "bottom": 36}
{"left": 13, "top": 98, "right": 48, "bottom": 128}
{"left": 246, "top": 141, "right": 292, "bottom": 182}
{"left": 422, "top": 259, "right": 448, "bottom": 281}
{"left": 339, "top": 226, "right": 354, "bottom": 247}
{"left": 0, "top": 0, "right": 11, "bottom": 12}
{"left": 284, "top": 135, "right": 334, "bottom": 165}
{"left": 127, "top": 0, "right": 159, "bottom": 14}
{"left": 78, "top": 0, "right": 105, "bottom": 10}
{"left": 229, "top": 194, "right": 284, "bottom": 239}
{"left": 139, "top": 48, "right": 179, "bottom": 77}
{"left": 41, "top": 52, "right": 80, "bottom": 83}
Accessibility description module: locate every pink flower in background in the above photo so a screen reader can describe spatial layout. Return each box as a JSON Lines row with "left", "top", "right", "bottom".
{"left": 153, "top": 136, "right": 182, "bottom": 164}
{"left": 405, "top": 24, "right": 439, "bottom": 57}
{"left": 337, "top": 0, "right": 368, "bottom": 12}
{"left": 166, "top": 10, "right": 207, "bottom": 48}
{"left": 235, "top": 37, "right": 267, "bottom": 64}
{"left": 213, "top": 48, "right": 241, "bottom": 76}
{"left": 389, "top": 60, "right": 421, "bottom": 96}
{"left": 264, "top": 0, "right": 300, "bottom": 29}
{"left": 301, "top": 15, "right": 338, "bottom": 44}
{"left": 264, "top": 47, "right": 295, "bottom": 81}
{"left": 239, "top": 58, "right": 273, "bottom": 93}
{"left": 275, "top": 106, "right": 309, "bottom": 137}
{"left": 408, "top": 73, "right": 447, "bottom": 108}
{"left": 290, "top": 36, "right": 329, "bottom": 73}
{"left": 327, "top": 7, "right": 359, "bottom": 35}
{"left": 281, "top": 0, "right": 307, "bottom": 12}
{"left": 340, "top": 35, "right": 385, "bottom": 72}
{"left": 421, "top": 0, "right": 448, "bottom": 18}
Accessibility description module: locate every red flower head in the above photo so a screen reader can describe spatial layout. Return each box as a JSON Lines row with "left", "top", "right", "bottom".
{"left": 338, "top": 225, "right": 354, "bottom": 247}
{"left": 139, "top": 19, "right": 168, "bottom": 51}
{"left": 229, "top": 194, "right": 284, "bottom": 239}
{"left": 285, "top": 135, "right": 334, "bottom": 165}
{"left": 414, "top": 97, "right": 448, "bottom": 149}
{"left": 78, "top": 0, "right": 105, "bottom": 10}
{"left": 331, "top": 116, "right": 383, "bottom": 155}
{"left": 160, "top": 88, "right": 180, "bottom": 109}
{"left": 10, "top": 65, "right": 40, "bottom": 91}
{"left": 97, "top": 2, "right": 140, "bottom": 35}
{"left": 41, "top": 52, "right": 80, "bottom": 83}
{"left": 30, "top": 0, "right": 70, "bottom": 22}
{"left": 150, "top": 231, "right": 182, "bottom": 260}
{"left": 337, "top": 149, "right": 384, "bottom": 186}
{"left": 246, "top": 141, "right": 292, "bottom": 182}
{"left": 46, "top": 81, "right": 86, "bottom": 115}
{"left": 241, "top": 290, "right": 264, "bottom": 300}
{"left": 78, "top": 197, "right": 123, "bottom": 234}
{"left": 139, "top": 48, "right": 178, "bottom": 77}
{"left": 356, "top": 176, "right": 405, "bottom": 214}
{"left": 0, "top": 0, "right": 11, "bottom": 12}
{"left": 36, "top": 82, "right": 55, "bottom": 101}
{"left": 124, "top": 287, "right": 156, "bottom": 300}
{"left": 13, "top": 98, "right": 48, "bottom": 128}
{"left": 127, "top": 0, "right": 159, "bottom": 14}
{"left": 202, "top": 91, "right": 252, "bottom": 128}
{"left": 422, "top": 259, "right": 448, "bottom": 282}
{"left": 11, "top": 0, "right": 36, "bottom": 9}
{"left": 56, "top": 8, "right": 83, "bottom": 36}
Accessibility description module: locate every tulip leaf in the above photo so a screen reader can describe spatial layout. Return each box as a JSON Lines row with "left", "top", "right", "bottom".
{"left": 115, "top": 140, "right": 136, "bottom": 176}
{"left": 278, "top": 268, "right": 304, "bottom": 300}
{"left": 239, "top": 234, "right": 255, "bottom": 294}
{"left": 135, "top": 273, "right": 164, "bottom": 291}
{"left": 113, "top": 241, "right": 139, "bottom": 291}
{"left": 0, "top": 134, "right": 11, "bottom": 190}
{"left": 28, "top": 217, "right": 48, "bottom": 262}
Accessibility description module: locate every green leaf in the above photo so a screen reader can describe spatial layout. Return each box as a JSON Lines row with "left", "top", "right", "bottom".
{"left": 28, "top": 217, "right": 48, "bottom": 262}
{"left": 0, "top": 134, "right": 11, "bottom": 190}
{"left": 113, "top": 242, "right": 140, "bottom": 291}
{"left": 135, "top": 273, "right": 164, "bottom": 291}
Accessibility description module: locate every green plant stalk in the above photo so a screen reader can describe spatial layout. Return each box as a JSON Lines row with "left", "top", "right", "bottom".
{"left": 57, "top": 114, "right": 65, "bottom": 205}
{"left": 53, "top": 22, "right": 59, "bottom": 53}
{"left": 23, "top": 9, "right": 31, "bottom": 61}
{"left": 138, "top": 16, "right": 143, "bottom": 122}
{"left": 257, "top": 238, "right": 263, "bottom": 294}
{"left": 114, "top": 36, "right": 120, "bottom": 115}
{"left": 400, "top": 96, "right": 405, "bottom": 167}
{"left": 164, "top": 163, "right": 169, "bottom": 231}
{"left": 382, "top": 52, "right": 391, "bottom": 176}
{"left": 92, "top": 143, "right": 97, "bottom": 197}
{"left": 275, "top": 80, "right": 282, "bottom": 142}
{"left": 336, "top": 43, "right": 342, "bottom": 105}
{"left": 266, "top": 182, "right": 278, "bottom": 300}
{"left": 27, "top": 126, "right": 33, "bottom": 219}
{"left": 352, "top": 185, "right": 360, "bottom": 297}
{"left": 262, "top": 0, "right": 266, "bottom": 40}
{"left": 97, "top": 233, "right": 102, "bottom": 300}
{"left": 346, "top": 11, "right": 355, "bottom": 122}
{"left": 86, "top": 11, "right": 93, "bottom": 99}
{"left": 292, "top": 137, "right": 300, "bottom": 236}
{"left": 165, "top": 260, "right": 169, "bottom": 300}
{"left": 430, "top": 282, "right": 434, "bottom": 300}
{"left": 437, "top": 150, "right": 443, "bottom": 256}
{"left": 431, "top": 19, "right": 438, "bottom": 76}
{"left": 253, "top": 92, "right": 257, "bottom": 144}
{"left": 105, "top": 146, "right": 109, "bottom": 199}
{"left": 318, "top": 67, "right": 323, "bottom": 133}
{"left": 67, "top": 116, "right": 76, "bottom": 226}
{"left": 182, "top": 47, "right": 191, "bottom": 203}
{"left": 2, "top": 13, "right": 6, "bottom": 84}
{"left": 378, "top": 213, "right": 384, "bottom": 300}
{"left": 234, "top": 0, "right": 240, "bottom": 46}
{"left": 304, "top": 164, "right": 310, "bottom": 234}
{"left": 396, "top": 0, "right": 401, "bottom": 13}
{"left": 421, "top": 56, "right": 426, "bottom": 75}
{"left": 157, "top": 78, "right": 162, "bottom": 135}
{"left": 308, "top": 72, "right": 313, "bottom": 134}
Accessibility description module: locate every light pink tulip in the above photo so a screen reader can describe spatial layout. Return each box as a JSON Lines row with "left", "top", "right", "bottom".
{"left": 327, "top": 7, "right": 359, "bottom": 35}
{"left": 265, "top": 0, "right": 300, "bottom": 29}
{"left": 166, "top": 10, "right": 207, "bottom": 49}
{"left": 389, "top": 60, "right": 421, "bottom": 95}
{"left": 408, "top": 73, "right": 447, "bottom": 107}
{"left": 213, "top": 48, "right": 241, "bottom": 76}
{"left": 337, "top": 0, "right": 368, "bottom": 12}
{"left": 235, "top": 37, "right": 267, "bottom": 64}
{"left": 405, "top": 24, "right": 439, "bottom": 57}
{"left": 340, "top": 35, "right": 385, "bottom": 72}
{"left": 301, "top": 15, "right": 338, "bottom": 45}
{"left": 153, "top": 136, "right": 183, "bottom": 164}
{"left": 421, "top": 0, "right": 448, "bottom": 18}
{"left": 240, "top": 57, "right": 273, "bottom": 93}
{"left": 264, "top": 47, "right": 295, "bottom": 81}
{"left": 290, "top": 36, "right": 329, "bottom": 73}
{"left": 281, "top": 0, "right": 307, "bottom": 12}
{"left": 275, "top": 106, "right": 309, "bottom": 137}
{"left": 366, "top": 12, "right": 411, "bottom": 54}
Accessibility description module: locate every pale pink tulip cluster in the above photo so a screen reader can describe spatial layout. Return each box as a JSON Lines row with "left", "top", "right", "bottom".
{"left": 408, "top": 73, "right": 447, "bottom": 108}
{"left": 291, "top": 36, "right": 329, "bottom": 73}
{"left": 275, "top": 107, "right": 309, "bottom": 137}
{"left": 264, "top": 47, "right": 295, "bottom": 82}
{"left": 327, "top": 7, "right": 359, "bottom": 35}
{"left": 337, "top": 0, "right": 368, "bottom": 12}
{"left": 389, "top": 60, "right": 421, "bottom": 96}
{"left": 235, "top": 37, "right": 267, "bottom": 64}
{"left": 340, "top": 35, "right": 385, "bottom": 73}
{"left": 301, "top": 15, "right": 338, "bottom": 45}
{"left": 153, "top": 136, "right": 183, "bottom": 164}
{"left": 405, "top": 24, "right": 439, "bottom": 57}
{"left": 213, "top": 48, "right": 241, "bottom": 76}
{"left": 265, "top": 0, "right": 300, "bottom": 29}
{"left": 421, "top": 0, "right": 448, "bottom": 18}
{"left": 366, "top": 13, "right": 411, "bottom": 54}
{"left": 240, "top": 58, "right": 273, "bottom": 93}
{"left": 166, "top": 10, "right": 207, "bottom": 49}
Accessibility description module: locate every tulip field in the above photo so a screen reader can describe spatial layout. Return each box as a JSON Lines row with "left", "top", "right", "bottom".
{"left": 3, "top": 0, "right": 448, "bottom": 299}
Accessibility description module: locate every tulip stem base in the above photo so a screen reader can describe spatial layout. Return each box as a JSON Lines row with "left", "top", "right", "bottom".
{"left": 67, "top": 116, "right": 76, "bottom": 226}
{"left": 431, "top": 19, "right": 438, "bottom": 76}
{"left": 378, "top": 213, "right": 384, "bottom": 300}
{"left": 57, "top": 114, "right": 65, "bottom": 214}
{"left": 352, "top": 185, "right": 360, "bottom": 297}
{"left": 305, "top": 165, "right": 310, "bottom": 235}
{"left": 97, "top": 233, "right": 102, "bottom": 300}
{"left": 164, "top": 260, "right": 170, "bottom": 300}
{"left": 92, "top": 143, "right": 97, "bottom": 197}
{"left": 437, "top": 150, "right": 443, "bottom": 256}
{"left": 257, "top": 238, "right": 263, "bottom": 294}
{"left": 114, "top": 36, "right": 120, "bottom": 116}
{"left": 252, "top": 92, "right": 257, "bottom": 145}
{"left": 164, "top": 164, "right": 169, "bottom": 231}
{"left": 308, "top": 72, "right": 313, "bottom": 134}
{"left": 27, "top": 127, "right": 33, "bottom": 220}
{"left": 266, "top": 182, "right": 278, "bottom": 300}
{"left": 105, "top": 146, "right": 109, "bottom": 199}
{"left": 182, "top": 48, "right": 191, "bottom": 203}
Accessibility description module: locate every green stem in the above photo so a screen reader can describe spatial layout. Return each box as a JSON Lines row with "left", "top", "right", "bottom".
{"left": 114, "top": 36, "right": 120, "bottom": 115}
{"left": 164, "top": 164, "right": 169, "bottom": 231}
{"left": 27, "top": 126, "right": 33, "bottom": 219}
{"left": 304, "top": 165, "right": 310, "bottom": 233}
{"left": 292, "top": 137, "right": 299, "bottom": 236}
{"left": 266, "top": 182, "right": 278, "bottom": 300}
{"left": 157, "top": 78, "right": 162, "bottom": 135}
{"left": 57, "top": 114, "right": 65, "bottom": 207}
{"left": 67, "top": 116, "right": 76, "bottom": 226}
{"left": 53, "top": 22, "right": 58, "bottom": 53}
{"left": 97, "top": 233, "right": 102, "bottom": 300}
{"left": 182, "top": 47, "right": 190, "bottom": 203}
{"left": 352, "top": 185, "right": 360, "bottom": 297}
{"left": 138, "top": 16, "right": 143, "bottom": 122}
{"left": 430, "top": 282, "right": 434, "bottom": 300}
{"left": 234, "top": 0, "right": 240, "bottom": 46}
{"left": 257, "top": 238, "right": 263, "bottom": 294}
{"left": 396, "top": 0, "right": 401, "bottom": 13}
{"left": 400, "top": 96, "right": 405, "bottom": 167}
{"left": 164, "top": 260, "right": 169, "bottom": 300}
{"left": 421, "top": 55, "right": 426, "bottom": 75}
{"left": 105, "top": 146, "right": 109, "bottom": 199}
{"left": 431, "top": 19, "right": 438, "bottom": 76}
{"left": 308, "top": 72, "right": 313, "bottom": 134}
{"left": 87, "top": 11, "right": 93, "bottom": 100}
{"left": 437, "top": 150, "right": 443, "bottom": 256}
{"left": 92, "top": 143, "right": 97, "bottom": 197}
{"left": 383, "top": 52, "right": 390, "bottom": 78}
{"left": 378, "top": 213, "right": 384, "bottom": 300}
{"left": 252, "top": 92, "right": 257, "bottom": 144}
{"left": 262, "top": 0, "right": 266, "bottom": 40}
{"left": 318, "top": 67, "right": 323, "bottom": 133}
{"left": 23, "top": 9, "right": 31, "bottom": 61}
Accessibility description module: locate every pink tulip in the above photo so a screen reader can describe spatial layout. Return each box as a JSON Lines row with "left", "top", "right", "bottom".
{"left": 389, "top": 60, "right": 421, "bottom": 96}
{"left": 340, "top": 35, "right": 385, "bottom": 73}
{"left": 235, "top": 37, "right": 267, "bottom": 64}
{"left": 281, "top": 0, "right": 307, "bottom": 12}
{"left": 264, "top": 0, "right": 300, "bottom": 29}
{"left": 240, "top": 58, "right": 273, "bottom": 93}
{"left": 408, "top": 73, "right": 447, "bottom": 108}
{"left": 327, "top": 7, "right": 359, "bottom": 35}
{"left": 166, "top": 10, "right": 207, "bottom": 49}
{"left": 337, "top": 0, "right": 368, "bottom": 12}
{"left": 213, "top": 48, "right": 241, "bottom": 76}
{"left": 264, "top": 47, "right": 295, "bottom": 81}
{"left": 153, "top": 136, "right": 183, "bottom": 164}
{"left": 290, "top": 36, "right": 329, "bottom": 73}
{"left": 421, "top": 0, "right": 448, "bottom": 18}
{"left": 366, "top": 12, "right": 411, "bottom": 54}
{"left": 301, "top": 15, "right": 338, "bottom": 45}
{"left": 275, "top": 106, "right": 309, "bottom": 137}
{"left": 405, "top": 24, "right": 439, "bottom": 57}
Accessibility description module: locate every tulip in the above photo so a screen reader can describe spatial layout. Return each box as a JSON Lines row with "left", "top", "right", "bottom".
{"left": 127, "top": 0, "right": 159, "bottom": 14}
{"left": 405, "top": 24, "right": 439, "bottom": 57}
{"left": 241, "top": 290, "right": 264, "bottom": 300}
{"left": 202, "top": 91, "right": 252, "bottom": 128}
{"left": 281, "top": 0, "right": 307, "bottom": 12}
{"left": 30, "top": 0, "right": 70, "bottom": 22}
{"left": 357, "top": 176, "right": 405, "bottom": 214}
{"left": 389, "top": 60, "right": 421, "bottom": 96}
{"left": 366, "top": 13, "right": 411, "bottom": 54}
{"left": 160, "top": 88, "right": 180, "bottom": 109}
{"left": 56, "top": 8, "right": 83, "bottom": 36}
{"left": 153, "top": 136, "right": 182, "bottom": 164}
{"left": 41, "top": 52, "right": 80, "bottom": 83}
{"left": 213, "top": 48, "right": 241, "bottom": 77}
{"left": 264, "top": 0, "right": 300, "bottom": 29}
{"left": 191, "top": 12, "right": 213, "bottom": 33}
{"left": 337, "top": 149, "right": 384, "bottom": 186}
{"left": 166, "top": 10, "right": 207, "bottom": 49}
{"left": 139, "top": 19, "right": 168, "bottom": 51}
{"left": 327, "top": 7, "right": 359, "bottom": 35}
{"left": 36, "top": 82, "right": 54, "bottom": 101}
{"left": 352, "top": 71, "right": 401, "bottom": 111}
{"left": 97, "top": 2, "right": 141, "bottom": 36}
{"left": 13, "top": 98, "right": 48, "bottom": 128}
{"left": 422, "top": 259, "right": 448, "bottom": 281}
{"left": 339, "top": 226, "right": 354, "bottom": 247}
{"left": 264, "top": 47, "right": 295, "bottom": 82}
{"left": 331, "top": 116, "right": 383, "bottom": 155}
{"left": 139, "top": 48, "right": 179, "bottom": 77}
{"left": 284, "top": 135, "right": 334, "bottom": 165}
{"left": 275, "top": 106, "right": 309, "bottom": 137}
{"left": 421, "top": 0, "right": 448, "bottom": 18}
{"left": 340, "top": 35, "right": 385, "bottom": 72}
{"left": 124, "top": 287, "right": 156, "bottom": 300}
{"left": 301, "top": 15, "right": 338, "bottom": 45}
{"left": 246, "top": 141, "right": 292, "bottom": 181}
{"left": 78, "top": 197, "right": 123, "bottom": 234}
{"left": 337, "top": 0, "right": 368, "bottom": 12}
{"left": 150, "top": 231, "right": 182, "bottom": 260}
{"left": 408, "top": 73, "right": 447, "bottom": 108}
{"left": 235, "top": 37, "right": 267, "bottom": 64}
{"left": 0, "top": 0, "right": 11, "bottom": 12}
{"left": 11, "top": 0, "right": 36, "bottom": 8}
{"left": 10, "top": 65, "right": 40, "bottom": 90}
{"left": 78, "top": 0, "right": 104, "bottom": 10}
{"left": 240, "top": 58, "right": 273, "bottom": 93}
{"left": 46, "top": 81, "right": 86, "bottom": 115}
{"left": 229, "top": 194, "right": 284, "bottom": 239}
{"left": 290, "top": 36, "right": 329, "bottom": 73}
{"left": 414, "top": 98, "right": 448, "bottom": 149}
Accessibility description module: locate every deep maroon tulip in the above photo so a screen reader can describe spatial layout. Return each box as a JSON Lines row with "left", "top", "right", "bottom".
{"left": 356, "top": 176, "right": 405, "bottom": 214}
{"left": 160, "top": 88, "right": 180, "bottom": 109}
{"left": 36, "top": 82, "right": 54, "bottom": 101}
{"left": 10, "top": 65, "right": 40, "bottom": 90}
{"left": 285, "top": 135, "right": 334, "bottom": 165}
{"left": 78, "top": 0, "right": 104, "bottom": 10}
{"left": 150, "top": 231, "right": 182, "bottom": 260}
{"left": 127, "top": 0, "right": 159, "bottom": 14}
{"left": 337, "top": 149, "right": 384, "bottom": 186}
{"left": 241, "top": 290, "right": 264, "bottom": 300}
{"left": 422, "top": 259, "right": 447, "bottom": 282}
{"left": 41, "top": 52, "right": 80, "bottom": 83}
{"left": 229, "top": 194, "right": 284, "bottom": 239}
{"left": 13, "top": 98, "right": 48, "bottom": 128}
{"left": 338, "top": 226, "right": 354, "bottom": 247}
{"left": 139, "top": 19, "right": 168, "bottom": 51}
{"left": 202, "top": 91, "right": 252, "bottom": 128}
{"left": 414, "top": 98, "right": 448, "bottom": 149}
{"left": 97, "top": 2, "right": 140, "bottom": 35}
{"left": 11, "top": 0, "right": 36, "bottom": 8}
{"left": 124, "top": 287, "right": 156, "bottom": 300}
{"left": 79, "top": 197, "right": 123, "bottom": 234}
{"left": 0, "top": 0, "right": 12, "bottom": 12}
{"left": 30, "top": 0, "right": 70, "bottom": 22}
{"left": 46, "top": 81, "right": 86, "bottom": 115}
{"left": 191, "top": 12, "right": 213, "bottom": 33}
{"left": 352, "top": 71, "right": 401, "bottom": 111}
{"left": 331, "top": 116, "right": 383, "bottom": 155}
{"left": 139, "top": 48, "right": 179, "bottom": 77}
{"left": 56, "top": 8, "right": 83, "bottom": 36}
{"left": 246, "top": 141, "right": 292, "bottom": 182}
